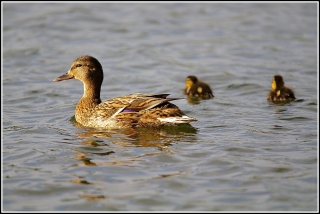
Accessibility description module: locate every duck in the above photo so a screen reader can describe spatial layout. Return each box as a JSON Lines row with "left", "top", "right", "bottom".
{"left": 183, "top": 75, "right": 214, "bottom": 98}
{"left": 267, "top": 75, "right": 296, "bottom": 102}
{"left": 53, "top": 55, "right": 197, "bottom": 129}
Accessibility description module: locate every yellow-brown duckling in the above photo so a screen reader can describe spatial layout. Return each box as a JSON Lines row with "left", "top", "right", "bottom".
{"left": 53, "top": 55, "right": 197, "bottom": 129}
{"left": 267, "top": 75, "right": 296, "bottom": 102}
{"left": 183, "top": 75, "right": 214, "bottom": 98}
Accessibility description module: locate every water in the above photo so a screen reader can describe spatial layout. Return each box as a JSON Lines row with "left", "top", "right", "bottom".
{"left": 2, "top": 2, "right": 318, "bottom": 211}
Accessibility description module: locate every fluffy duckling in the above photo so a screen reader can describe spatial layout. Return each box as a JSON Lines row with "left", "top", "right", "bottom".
{"left": 53, "top": 55, "right": 197, "bottom": 129}
{"left": 267, "top": 75, "right": 295, "bottom": 102}
{"left": 183, "top": 75, "right": 214, "bottom": 98}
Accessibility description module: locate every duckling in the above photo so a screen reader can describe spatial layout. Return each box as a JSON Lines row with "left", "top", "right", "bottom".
{"left": 53, "top": 55, "right": 197, "bottom": 129}
{"left": 267, "top": 75, "right": 296, "bottom": 102}
{"left": 183, "top": 75, "right": 214, "bottom": 98}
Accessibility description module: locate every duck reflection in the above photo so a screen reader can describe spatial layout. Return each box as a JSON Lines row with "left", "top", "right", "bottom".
{"left": 68, "top": 118, "right": 198, "bottom": 202}
{"left": 70, "top": 116, "right": 198, "bottom": 166}
{"left": 75, "top": 122, "right": 198, "bottom": 148}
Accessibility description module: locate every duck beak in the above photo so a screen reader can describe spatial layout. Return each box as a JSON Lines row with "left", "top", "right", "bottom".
{"left": 53, "top": 70, "right": 74, "bottom": 82}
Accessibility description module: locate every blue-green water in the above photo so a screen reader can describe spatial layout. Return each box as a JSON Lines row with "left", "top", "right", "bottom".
{"left": 2, "top": 3, "right": 318, "bottom": 211}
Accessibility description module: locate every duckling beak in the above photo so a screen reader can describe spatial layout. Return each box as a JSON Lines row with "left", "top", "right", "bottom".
{"left": 53, "top": 71, "right": 74, "bottom": 82}
{"left": 186, "top": 78, "right": 193, "bottom": 88}
{"left": 271, "top": 79, "right": 277, "bottom": 90}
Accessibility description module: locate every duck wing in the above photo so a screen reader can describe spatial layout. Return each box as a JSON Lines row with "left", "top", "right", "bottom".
{"left": 95, "top": 93, "right": 181, "bottom": 117}
{"left": 92, "top": 93, "right": 196, "bottom": 128}
{"left": 125, "top": 94, "right": 181, "bottom": 112}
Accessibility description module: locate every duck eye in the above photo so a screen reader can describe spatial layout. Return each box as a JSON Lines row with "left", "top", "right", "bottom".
{"left": 76, "top": 64, "right": 82, "bottom": 68}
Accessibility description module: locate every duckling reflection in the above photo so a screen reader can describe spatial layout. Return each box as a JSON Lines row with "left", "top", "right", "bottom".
{"left": 186, "top": 95, "right": 207, "bottom": 105}
{"left": 184, "top": 75, "right": 214, "bottom": 99}
{"left": 78, "top": 194, "right": 106, "bottom": 201}
{"left": 267, "top": 75, "right": 296, "bottom": 102}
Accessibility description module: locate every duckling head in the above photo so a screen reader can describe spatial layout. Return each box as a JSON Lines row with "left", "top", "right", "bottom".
{"left": 271, "top": 75, "right": 284, "bottom": 90}
{"left": 185, "top": 75, "right": 198, "bottom": 88}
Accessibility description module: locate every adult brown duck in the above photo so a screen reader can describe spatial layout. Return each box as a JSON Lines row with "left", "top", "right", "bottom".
{"left": 53, "top": 55, "right": 197, "bottom": 129}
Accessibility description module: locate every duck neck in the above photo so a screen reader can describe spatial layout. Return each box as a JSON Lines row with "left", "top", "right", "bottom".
{"left": 78, "top": 83, "right": 102, "bottom": 109}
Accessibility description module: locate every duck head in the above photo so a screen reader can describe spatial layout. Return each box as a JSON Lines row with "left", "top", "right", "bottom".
{"left": 53, "top": 55, "right": 103, "bottom": 87}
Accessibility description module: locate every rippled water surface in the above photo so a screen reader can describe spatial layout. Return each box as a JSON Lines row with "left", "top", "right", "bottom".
{"left": 2, "top": 2, "right": 318, "bottom": 212}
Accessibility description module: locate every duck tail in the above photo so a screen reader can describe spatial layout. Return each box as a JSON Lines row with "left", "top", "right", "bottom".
{"left": 157, "top": 115, "right": 198, "bottom": 124}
